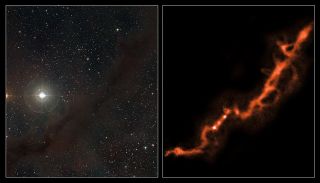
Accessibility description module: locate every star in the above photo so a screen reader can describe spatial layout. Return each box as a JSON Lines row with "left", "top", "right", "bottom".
{"left": 6, "top": 6, "right": 157, "bottom": 177}
{"left": 38, "top": 92, "right": 47, "bottom": 99}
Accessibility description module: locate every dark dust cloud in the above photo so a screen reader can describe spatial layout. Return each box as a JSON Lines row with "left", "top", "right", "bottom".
{"left": 6, "top": 6, "right": 157, "bottom": 177}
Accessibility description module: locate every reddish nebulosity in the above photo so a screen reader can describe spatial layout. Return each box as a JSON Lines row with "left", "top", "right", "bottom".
{"left": 165, "top": 23, "right": 313, "bottom": 157}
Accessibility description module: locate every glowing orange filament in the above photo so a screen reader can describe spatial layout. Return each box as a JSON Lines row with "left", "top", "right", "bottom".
{"left": 165, "top": 23, "right": 313, "bottom": 158}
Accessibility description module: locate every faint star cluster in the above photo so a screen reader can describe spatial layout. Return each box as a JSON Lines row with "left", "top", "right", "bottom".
{"left": 6, "top": 6, "right": 157, "bottom": 177}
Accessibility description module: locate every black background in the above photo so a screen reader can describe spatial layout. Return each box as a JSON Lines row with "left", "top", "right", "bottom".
{"left": 163, "top": 6, "right": 314, "bottom": 177}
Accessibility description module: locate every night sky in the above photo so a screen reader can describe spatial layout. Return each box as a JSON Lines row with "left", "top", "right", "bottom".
{"left": 6, "top": 6, "right": 157, "bottom": 177}
{"left": 163, "top": 6, "right": 314, "bottom": 177}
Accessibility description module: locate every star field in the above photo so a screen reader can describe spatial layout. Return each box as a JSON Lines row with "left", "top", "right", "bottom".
{"left": 6, "top": 6, "right": 157, "bottom": 177}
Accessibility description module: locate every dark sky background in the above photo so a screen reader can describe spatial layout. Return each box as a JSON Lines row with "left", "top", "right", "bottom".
{"left": 163, "top": 6, "right": 314, "bottom": 177}
{"left": 6, "top": 6, "right": 157, "bottom": 177}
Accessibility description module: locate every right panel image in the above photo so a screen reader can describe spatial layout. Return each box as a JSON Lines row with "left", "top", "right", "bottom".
{"left": 163, "top": 5, "right": 314, "bottom": 177}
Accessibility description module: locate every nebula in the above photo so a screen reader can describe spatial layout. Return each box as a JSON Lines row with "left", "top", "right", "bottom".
{"left": 165, "top": 22, "right": 313, "bottom": 158}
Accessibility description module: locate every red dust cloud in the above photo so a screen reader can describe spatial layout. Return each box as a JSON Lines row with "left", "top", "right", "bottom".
{"left": 165, "top": 22, "right": 313, "bottom": 158}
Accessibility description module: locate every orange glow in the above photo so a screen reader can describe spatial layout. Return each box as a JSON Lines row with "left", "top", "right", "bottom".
{"left": 165, "top": 147, "right": 203, "bottom": 157}
{"left": 296, "top": 23, "right": 313, "bottom": 46}
{"left": 165, "top": 22, "right": 313, "bottom": 158}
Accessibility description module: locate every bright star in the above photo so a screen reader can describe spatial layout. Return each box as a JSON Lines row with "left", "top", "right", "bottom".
{"left": 38, "top": 92, "right": 47, "bottom": 99}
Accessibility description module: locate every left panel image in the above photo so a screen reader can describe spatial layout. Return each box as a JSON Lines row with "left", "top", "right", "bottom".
{"left": 5, "top": 5, "right": 158, "bottom": 177}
